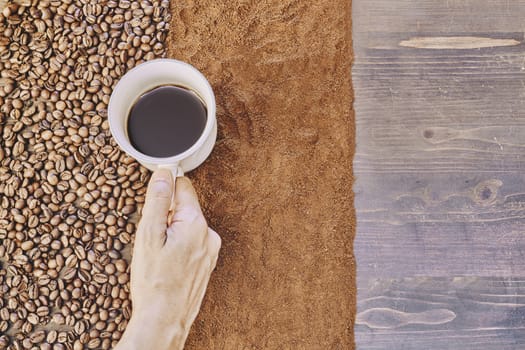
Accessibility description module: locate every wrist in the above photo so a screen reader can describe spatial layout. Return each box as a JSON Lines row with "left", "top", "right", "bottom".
{"left": 115, "top": 313, "right": 187, "bottom": 350}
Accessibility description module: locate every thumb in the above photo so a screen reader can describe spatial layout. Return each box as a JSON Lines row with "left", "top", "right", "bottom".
{"left": 140, "top": 169, "right": 174, "bottom": 233}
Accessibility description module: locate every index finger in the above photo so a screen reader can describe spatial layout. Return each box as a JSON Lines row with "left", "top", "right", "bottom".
{"left": 173, "top": 176, "right": 202, "bottom": 213}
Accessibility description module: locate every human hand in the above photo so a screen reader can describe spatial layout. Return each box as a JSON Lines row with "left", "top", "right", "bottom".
{"left": 114, "top": 169, "right": 221, "bottom": 350}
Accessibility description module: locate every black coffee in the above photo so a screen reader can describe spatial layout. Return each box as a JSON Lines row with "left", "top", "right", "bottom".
{"left": 127, "top": 85, "right": 207, "bottom": 158}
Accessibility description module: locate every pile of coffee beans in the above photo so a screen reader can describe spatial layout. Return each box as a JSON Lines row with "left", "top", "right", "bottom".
{"left": 0, "top": 0, "right": 170, "bottom": 348}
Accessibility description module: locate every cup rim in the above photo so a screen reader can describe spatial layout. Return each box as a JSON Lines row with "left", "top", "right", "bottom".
{"left": 108, "top": 58, "right": 216, "bottom": 165}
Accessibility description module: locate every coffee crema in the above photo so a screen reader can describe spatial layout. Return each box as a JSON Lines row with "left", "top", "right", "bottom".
{"left": 126, "top": 85, "right": 207, "bottom": 158}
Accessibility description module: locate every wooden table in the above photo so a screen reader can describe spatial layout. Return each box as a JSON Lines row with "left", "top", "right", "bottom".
{"left": 353, "top": 1, "right": 525, "bottom": 348}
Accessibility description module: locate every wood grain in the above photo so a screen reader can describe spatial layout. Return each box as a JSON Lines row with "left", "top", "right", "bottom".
{"left": 356, "top": 278, "right": 525, "bottom": 349}
{"left": 353, "top": 0, "right": 525, "bottom": 348}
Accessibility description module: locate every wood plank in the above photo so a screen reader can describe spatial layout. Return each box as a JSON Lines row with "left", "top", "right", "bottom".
{"left": 356, "top": 222, "right": 525, "bottom": 278}
{"left": 355, "top": 173, "right": 525, "bottom": 220}
{"left": 353, "top": 0, "right": 525, "bottom": 348}
{"left": 354, "top": 0, "right": 525, "bottom": 33}
{"left": 354, "top": 38, "right": 525, "bottom": 172}
{"left": 356, "top": 278, "right": 525, "bottom": 349}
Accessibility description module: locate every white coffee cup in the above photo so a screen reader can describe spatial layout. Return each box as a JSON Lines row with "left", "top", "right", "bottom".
{"left": 108, "top": 59, "right": 217, "bottom": 178}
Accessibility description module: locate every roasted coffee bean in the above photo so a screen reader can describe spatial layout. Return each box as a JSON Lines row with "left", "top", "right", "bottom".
{"left": 0, "top": 0, "right": 168, "bottom": 346}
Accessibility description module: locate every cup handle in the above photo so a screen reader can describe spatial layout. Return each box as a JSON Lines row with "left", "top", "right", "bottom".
{"left": 158, "top": 163, "right": 184, "bottom": 178}
{"left": 158, "top": 163, "right": 184, "bottom": 224}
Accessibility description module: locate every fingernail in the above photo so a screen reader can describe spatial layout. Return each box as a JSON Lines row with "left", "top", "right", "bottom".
{"left": 150, "top": 170, "right": 172, "bottom": 196}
